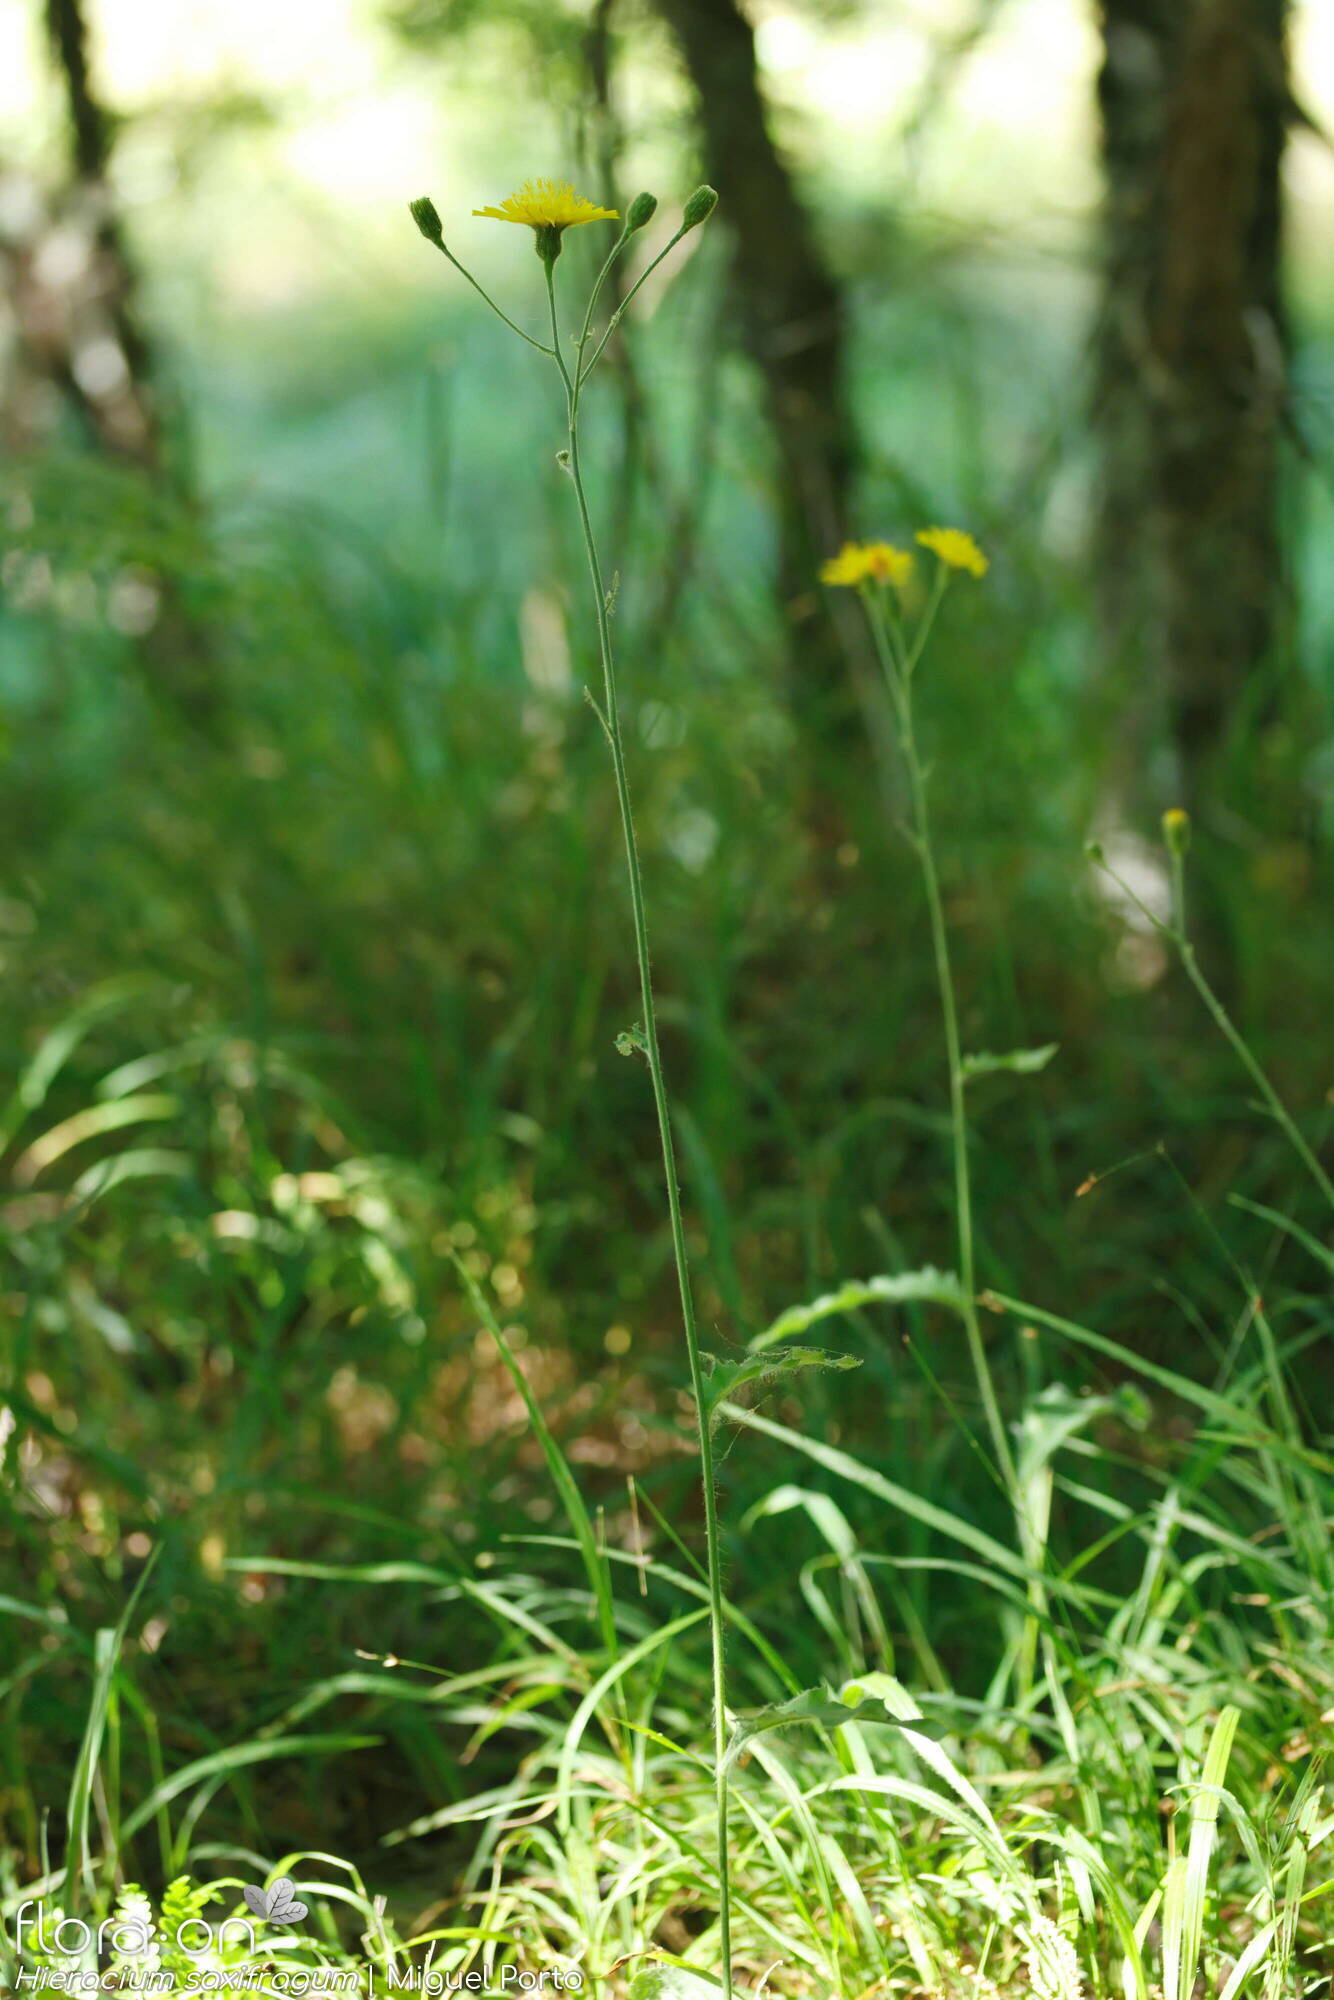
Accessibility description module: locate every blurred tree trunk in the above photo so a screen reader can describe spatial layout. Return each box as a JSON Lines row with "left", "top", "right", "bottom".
{"left": 38, "top": 0, "right": 165, "bottom": 465}
{"left": 653, "top": 0, "right": 870, "bottom": 753}
{"left": 15, "top": 0, "right": 224, "bottom": 738}
{"left": 1094, "top": 0, "right": 1289, "bottom": 812}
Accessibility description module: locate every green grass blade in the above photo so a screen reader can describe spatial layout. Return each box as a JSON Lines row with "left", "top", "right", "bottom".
{"left": 450, "top": 1252, "right": 621, "bottom": 1670}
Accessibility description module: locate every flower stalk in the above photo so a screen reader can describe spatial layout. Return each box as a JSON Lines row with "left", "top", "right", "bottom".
{"left": 543, "top": 250, "right": 734, "bottom": 1991}
{"left": 411, "top": 181, "right": 732, "bottom": 1993}
{"left": 821, "top": 533, "right": 1017, "bottom": 1498}
{"left": 858, "top": 571, "right": 1018, "bottom": 1498}
{"left": 1098, "top": 814, "right": 1334, "bottom": 1214}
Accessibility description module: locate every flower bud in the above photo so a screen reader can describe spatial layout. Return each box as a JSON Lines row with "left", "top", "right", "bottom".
{"left": 409, "top": 196, "right": 444, "bottom": 247}
{"left": 1084, "top": 840, "right": 1105, "bottom": 865}
{"left": 626, "top": 191, "right": 658, "bottom": 233}
{"left": 1161, "top": 807, "right": 1191, "bottom": 855}
{"left": 680, "top": 185, "right": 718, "bottom": 233}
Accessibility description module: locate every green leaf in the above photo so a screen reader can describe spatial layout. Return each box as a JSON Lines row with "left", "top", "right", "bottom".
{"left": 0, "top": 974, "right": 161, "bottom": 1154}
{"left": 627, "top": 1963, "right": 724, "bottom": 2000}
{"left": 724, "top": 1683, "right": 935, "bottom": 1770}
{"left": 703, "top": 1343, "right": 861, "bottom": 1413}
{"left": 70, "top": 1149, "right": 192, "bottom": 1207}
{"left": 1227, "top": 1193, "right": 1334, "bottom": 1276}
{"left": 961, "top": 1043, "right": 1059, "bottom": 1083}
{"left": 15, "top": 1093, "right": 179, "bottom": 1184}
{"left": 66, "top": 1553, "right": 159, "bottom": 1910}
{"left": 449, "top": 1255, "right": 621, "bottom": 1672}
{"left": 119, "top": 1733, "right": 381, "bottom": 1840}
{"left": 749, "top": 1269, "right": 966, "bottom": 1354}
{"left": 1015, "top": 1381, "right": 1149, "bottom": 1486}
{"left": 615, "top": 1023, "right": 649, "bottom": 1058}
{"left": 719, "top": 1401, "right": 1034, "bottom": 1582}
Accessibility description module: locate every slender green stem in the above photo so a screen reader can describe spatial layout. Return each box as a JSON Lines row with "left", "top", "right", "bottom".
{"left": 1109, "top": 849, "right": 1334, "bottom": 1213}
{"left": 545, "top": 260, "right": 734, "bottom": 1995}
{"left": 902, "top": 565, "right": 948, "bottom": 676}
{"left": 422, "top": 238, "right": 555, "bottom": 355}
{"left": 864, "top": 586, "right": 1017, "bottom": 1498}
{"left": 579, "top": 228, "right": 688, "bottom": 382}
{"left": 1177, "top": 947, "right": 1334, "bottom": 1211}
{"left": 576, "top": 222, "right": 633, "bottom": 356}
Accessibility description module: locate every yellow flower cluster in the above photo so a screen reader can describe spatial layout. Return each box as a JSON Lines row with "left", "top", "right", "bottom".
{"left": 915, "top": 527, "right": 989, "bottom": 577}
{"left": 474, "top": 180, "right": 619, "bottom": 231}
{"left": 822, "top": 527, "right": 988, "bottom": 588}
{"left": 820, "top": 541, "right": 915, "bottom": 589}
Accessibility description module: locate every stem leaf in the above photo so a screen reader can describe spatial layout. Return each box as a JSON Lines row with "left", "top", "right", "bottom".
{"left": 725, "top": 1683, "right": 936, "bottom": 1772}
{"left": 627, "top": 1963, "right": 725, "bottom": 2000}
{"left": 703, "top": 1343, "right": 861, "bottom": 1417}
{"left": 749, "top": 1269, "right": 967, "bottom": 1353}
{"left": 961, "top": 1043, "right": 1059, "bottom": 1084}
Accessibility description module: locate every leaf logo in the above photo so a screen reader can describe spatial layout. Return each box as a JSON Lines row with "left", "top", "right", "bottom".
{"left": 242, "top": 1879, "right": 308, "bottom": 1927}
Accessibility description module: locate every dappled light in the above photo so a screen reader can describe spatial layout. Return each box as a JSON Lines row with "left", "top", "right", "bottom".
{"left": 2, "top": 2, "right": 1333, "bottom": 1997}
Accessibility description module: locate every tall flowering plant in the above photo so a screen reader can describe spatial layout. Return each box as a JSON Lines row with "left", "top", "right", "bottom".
{"left": 409, "top": 176, "right": 741, "bottom": 1988}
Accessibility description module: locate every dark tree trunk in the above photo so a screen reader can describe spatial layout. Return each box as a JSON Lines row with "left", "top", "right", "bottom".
{"left": 1094, "top": 0, "right": 1289, "bottom": 812}
{"left": 652, "top": 0, "right": 869, "bottom": 750}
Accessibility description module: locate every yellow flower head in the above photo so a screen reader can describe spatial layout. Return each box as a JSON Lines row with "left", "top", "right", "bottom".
{"left": 820, "top": 540, "right": 915, "bottom": 589}
{"left": 473, "top": 179, "right": 619, "bottom": 232}
{"left": 821, "top": 543, "right": 871, "bottom": 587}
{"left": 915, "top": 527, "right": 989, "bottom": 578}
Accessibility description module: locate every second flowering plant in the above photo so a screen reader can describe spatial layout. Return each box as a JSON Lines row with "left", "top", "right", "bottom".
{"left": 822, "top": 526, "right": 1019, "bottom": 1502}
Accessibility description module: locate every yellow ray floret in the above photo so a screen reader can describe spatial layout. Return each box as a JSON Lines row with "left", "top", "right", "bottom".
{"left": 473, "top": 179, "right": 619, "bottom": 231}
{"left": 915, "top": 527, "right": 989, "bottom": 577}
{"left": 820, "top": 540, "right": 915, "bottom": 589}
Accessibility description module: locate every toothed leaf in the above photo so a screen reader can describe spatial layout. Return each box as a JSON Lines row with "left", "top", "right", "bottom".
{"left": 702, "top": 1344, "right": 860, "bottom": 1414}
{"left": 750, "top": 1269, "right": 967, "bottom": 1353}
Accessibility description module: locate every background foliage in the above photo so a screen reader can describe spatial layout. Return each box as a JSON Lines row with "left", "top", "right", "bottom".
{"left": 1, "top": 2, "right": 1332, "bottom": 1983}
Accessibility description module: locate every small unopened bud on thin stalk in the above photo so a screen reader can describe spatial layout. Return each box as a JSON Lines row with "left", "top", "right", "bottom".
{"left": 1161, "top": 807, "right": 1190, "bottom": 856}
{"left": 406, "top": 192, "right": 558, "bottom": 358}
{"left": 1161, "top": 806, "right": 1191, "bottom": 933}
{"left": 408, "top": 196, "right": 444, "bottom": 248}
{"left": 680, "top": 184, "right": 718, "bottom": 233}
{"left": 575, "top": 186, "right": 720, "bottom": 383}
